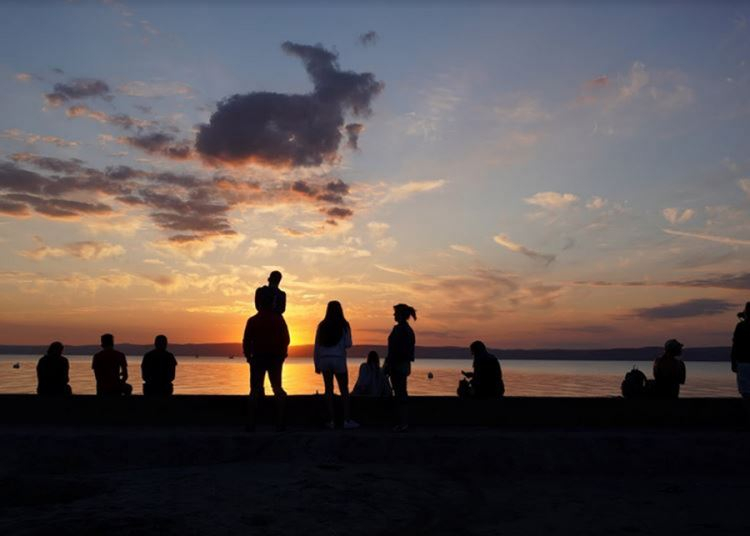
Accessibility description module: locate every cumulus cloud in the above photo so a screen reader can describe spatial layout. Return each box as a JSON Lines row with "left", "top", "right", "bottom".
{"left": 367, "top": 221, "right": 390, "bottom": 236}
{"left": 586, "top": 196, "right": 608, "bottom": 210}
{"left": 1, "top": 129, "right": 79, "bottom": 148}
{"left": 632, "top": 298, "right": 735, "bottom": 320}
{"left": 358, "top": 31, "right": 379, "bottom": 46}
{"left": 302, "top": 245, "right": 371, "bottom": 258}
{"left": 195, "top": 41, "right": 384, "bottom": 167}
{"left": 524, "top": 191, "right": 579, "bottom": 210}
{"left": 493, "top": 234, "right": 556, "bottom": 265}
{"left": 45, "top": 78, "right": 112, "bottom": 107}
{"left": 20, "top": 237, "right": 125, "bottom": 261}
{"left": 662, "top": 207, "right": 695, "bottom": 224}
{"left": 738, "top": 178, "right": 750, "bottom": 198}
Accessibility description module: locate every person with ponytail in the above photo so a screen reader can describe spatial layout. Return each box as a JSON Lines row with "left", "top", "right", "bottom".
{"left": 384, "top": 303, "right": 416, "bottom": 432}
{"left": 314, "top": 300, "right": 359, "bottom": 429}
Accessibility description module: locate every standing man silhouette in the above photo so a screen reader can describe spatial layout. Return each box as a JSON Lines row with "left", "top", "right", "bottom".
{"left": 243, "top": 290, "right": 290, "bottom": 431}
{"left": 255, "top": 270, "right": 286, "bottom": 315}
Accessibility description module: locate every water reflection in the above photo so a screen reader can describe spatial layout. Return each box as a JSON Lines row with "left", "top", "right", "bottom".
{"left": 0, "top": 355, "right": 739, "bottom": 397}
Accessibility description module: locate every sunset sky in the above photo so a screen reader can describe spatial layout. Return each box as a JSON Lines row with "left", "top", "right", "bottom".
{"left": 0, "top": 1, "right": 749, "bottom": 348}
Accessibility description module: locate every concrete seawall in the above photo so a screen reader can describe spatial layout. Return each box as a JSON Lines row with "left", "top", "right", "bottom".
{"left": 1, "top": 394, "right": 746, "bottom": 427}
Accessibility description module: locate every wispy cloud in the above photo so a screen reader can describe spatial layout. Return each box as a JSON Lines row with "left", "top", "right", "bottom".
{"left": 20, "top": 237, "right": 125, "bottom": 261}
{"left": 493, "top": 234, "right": 556, "bottom": 265}
{"left": 450, "top": 244, "right": 476, "bottom": 255}
{"left": 381, "top": 179, "right": 446, "bottom": 203}
{"left": 119, "top": 81, "right": 192, "bottom": 98}
{"left": 247, "top": 238, "right": 278, "bottom": 257}
{"left": 632, "top": 298, "right": 735, "bottom": 320}
{"left": 1, "top": 129, "right": 78, "bottom": 148}
{"left": 301, "top": 246, "right": 371, "bottom": 258}
{"left": 663, "top": 228, "right": 750, "bottom": 246}
{"left": 738, "top": 178, "right": 750, "bottom": 198}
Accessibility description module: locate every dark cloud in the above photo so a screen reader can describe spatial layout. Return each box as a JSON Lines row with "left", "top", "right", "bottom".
{"left": 345, "top": 123, "right": 364, "bottom": 150}
{"left": 121, "top": 132, "right": 192, "bottom": 160}
{"left": 326, "top": 207, "right": 353, "bottom": 218}
{"left": 52, "top": 68, "right": 64, "bottom": 75}
{"left": 358, "top": 31, "right": 379, "bottom": 47}
{"left": 2, "top": 193, "right": 112, "bottom": 219}
{"left": 104, "top": 165, "right": 144, "bottom": 180}
{"left": 291, "top": 180, "right": 316, "bottom": 196}
{"left": 134, "top": 104, "right": 152, "bottom": 114}
{"left": 577, "top": 273, "right": 750, "bottom": 291}
{"left": 0, "top": 199, "right": 29, "bottom": 215}
{"left": 195, "top": 41, "right": 383, "bottom": 167}
{"left": 632, "top": 298, "right": 736, "bottom": 320}
{"left": 0, "top": 162, "right": 52, "bottom": 194}
{"left": 10, "top": 153, "right": 87, "bottom": 174}
{"left": 45, "top": 78, "right": 111, "bottom": 107}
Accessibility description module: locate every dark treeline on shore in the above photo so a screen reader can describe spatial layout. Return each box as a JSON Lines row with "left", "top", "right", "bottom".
{"left": 0, "top": 344, "right": 732, "bottom": 362}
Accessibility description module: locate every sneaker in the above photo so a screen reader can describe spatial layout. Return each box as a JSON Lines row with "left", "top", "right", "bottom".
{"left": 392, "top": 424, "right": 409, "bottom": 433}
{"left": 325, "top": 420, "right": 335, "bottom": 430}
{"left": 343, "top": 419, "right": 360, "bottom": 429}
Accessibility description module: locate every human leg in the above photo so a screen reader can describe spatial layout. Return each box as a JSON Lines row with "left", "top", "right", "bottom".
{"left": 334, "top": 369, "right": 355, "bottom": 425}
{"left": 247, "top": 359, "right": 268, "bottom": 430}
{"left": 267, "top": 357, "right": 287, "bottom": 430}
{"left": 322, "top": 369, "right": 335, "bottom": 427}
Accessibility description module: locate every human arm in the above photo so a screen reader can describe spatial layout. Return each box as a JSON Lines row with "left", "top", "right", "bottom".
{"left": 277, "top": 290, "right": 286, "bottom": 314}
{"left": 313, "top": 326, "right": 321, "bottom": 373}
{"left": 254, "top": 287, "right": 262, "bottom": 312}
{"left": 120, "top": 354, "right": 128, "bottom": 382}
{"left": 731, "top": 324, "right": 740, "bottom": 373}
{"left": 168, "top": 353, "right": 176, "bottom": 382}
{"left": 678, "top": 361, "right": 686, "bottom": 385}
{"left": 281, "top": 316, "right": 290, "bottom": 358}
{"left": 344, "top": 325, "right": 352, "bottom": 349}
{"left": 242, "top": 318, "right": 253, "bottom": 361}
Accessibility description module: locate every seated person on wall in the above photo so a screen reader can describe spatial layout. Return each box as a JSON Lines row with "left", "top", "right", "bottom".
{"left": 352, "top": 351, "right": 393, "bottom": 397}
{"left": 37, "top": 341, "right": 72, "bottom": 396}
{"left": 92, "top": 333, "right": 133, "bottom": 396}
{"left": 653, "top": 339, "right": 687, "bottom": 399}
{"left": 459, "top": 340, "right": 505, "bottom": 399}
{"left": 141, "top": 334, "right": 177, "bottom": 396}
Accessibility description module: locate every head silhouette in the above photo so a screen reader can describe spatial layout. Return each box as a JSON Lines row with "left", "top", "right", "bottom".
{"left": 155, "top": 334, "right": 168, "bottom": 350}
{"left": 470, "top": 340, "right": 487, "bottom": 356}
{"left": 268, "top": 270, "right": 282, "bottom": 287}
{"left": 740, "top": 301, "right": 750, "bottom": 320}
{"left": 664, "top": 338, "right": 683, "bottom": 357}
{"left": 101, "top": 333, "right": 114, "bottom": 348}
{"left": 318, "top": 300, "right": 348, "bottom": 346}
{"left": 367, "top": 350, "right": 380, "bottom": 367}
{"left": 47, "top": 341, "right": 64, "bottom": 358}
{"left": 393, "top": 303, "right": 417, "bottom": 323}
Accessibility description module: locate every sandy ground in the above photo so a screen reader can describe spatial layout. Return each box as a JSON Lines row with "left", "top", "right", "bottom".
{"left": 0, "top": 425, "right": 748, "bottom": 535}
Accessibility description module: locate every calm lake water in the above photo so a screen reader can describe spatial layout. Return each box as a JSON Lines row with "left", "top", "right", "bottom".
{"left": 0, "top": 354, "right": 740, "bottom": 397}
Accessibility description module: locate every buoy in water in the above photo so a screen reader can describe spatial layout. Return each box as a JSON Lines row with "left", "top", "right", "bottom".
{"left": 12, "top": 362, "right": 20, "bottom": 369}
{"left": 427, "top": 371, "right": 434, "bottom": 380}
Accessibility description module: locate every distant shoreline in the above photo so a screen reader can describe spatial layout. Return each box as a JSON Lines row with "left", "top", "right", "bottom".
{"left": 0, "top": 344, "right": 732, "bottom": 362}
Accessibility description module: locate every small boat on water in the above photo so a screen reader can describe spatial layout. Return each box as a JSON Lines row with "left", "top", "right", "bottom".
{"left": 12, "top": 362, "right": 20, "bottom": 369}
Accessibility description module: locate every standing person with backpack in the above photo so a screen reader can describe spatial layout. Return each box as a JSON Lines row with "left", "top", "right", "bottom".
{"left": 384, "top": 303, "right": 416, "bottom": 432}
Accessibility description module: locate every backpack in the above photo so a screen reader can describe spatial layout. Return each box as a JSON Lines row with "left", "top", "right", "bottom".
{"left": 621, "top": 366, "right": 648, "bottom": 399}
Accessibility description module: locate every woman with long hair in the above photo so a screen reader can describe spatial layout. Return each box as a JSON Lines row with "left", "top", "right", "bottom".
{"left": 384, "top": 303, "right": 416, "bottom": 432}
{"left": 314, "top": 300, "right": 359, "bottom": 429}
{"left": 37, "top": 341, "right": 72, "bottom": 396}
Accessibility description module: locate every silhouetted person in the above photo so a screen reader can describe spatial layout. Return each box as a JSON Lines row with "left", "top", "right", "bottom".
{"left": 92, "top": 333, "right": 132, "bottom": 396}
{"left": 37, "top": 341, "right": 72, "bottom": 396}
{"left": 255, "top": 270, "right": 286, "bottom": 315}
{"left": 353, "top": 351, "right": 392, "bottom": 397}
{"left": 141, "top": 334, "right": 177, "bottom": 396}
{"left": 314, "top": 301, "right": 359, "bottom": 429}
{"left": 461, "top": 341, "right": 504, "bottom": 399}
{"left": 731, "top": 302, "right": 750, "bottom": 397}
{"left": 243, "top": 290, "right": 290, "bottom": 431}
{"left": 384, "top": 303, "right": 416, "bottom": 432}
{"left": 653, "top": 339, "right": 686, "bottom": 399}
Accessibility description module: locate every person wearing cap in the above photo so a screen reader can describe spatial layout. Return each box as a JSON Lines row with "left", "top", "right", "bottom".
{"left": 254, "top": 270, "right": 286, "bottom": 315}
{"left": 653, "top": 339, "right": 686, "bottom": 399}
{"left": 731, "top": 302, "right": 750, "bottom": 399}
